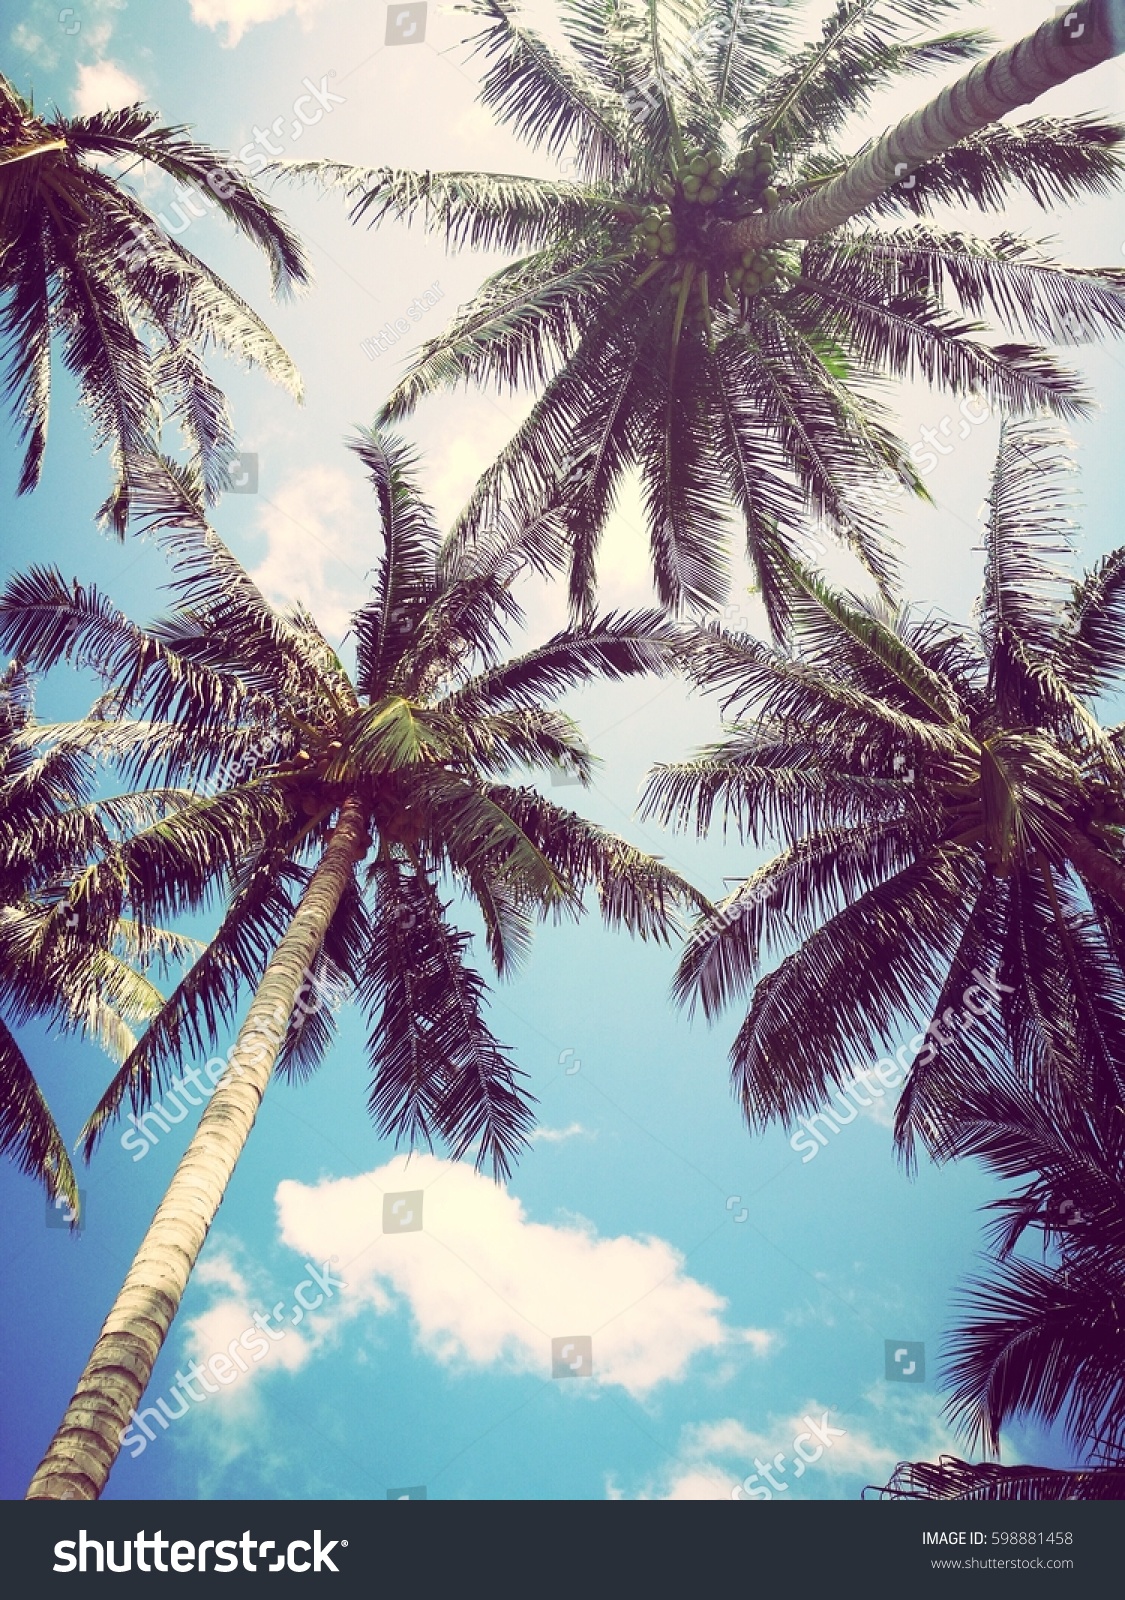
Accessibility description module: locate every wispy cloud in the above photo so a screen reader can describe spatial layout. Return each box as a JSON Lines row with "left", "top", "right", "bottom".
{"left": 620, "top": 1387, "right": 963, "bottom": 1500}
{"left": 532, "top": 1122, "right": 595, "bottom": 1145}
{"left": 188, "top": 0, "right": 327, "bottom": 50}
{"left": 11, "top": 0, "right": 123, "bottom": 72}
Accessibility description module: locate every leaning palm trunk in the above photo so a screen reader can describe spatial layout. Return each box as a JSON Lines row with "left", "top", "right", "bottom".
{"left": 1063, "top": 824, "right": 1125, "bottom": 913}
{"left": 0, "top": 138, "right": 67, "bottom": 166}
{"left": 730, "top": 0, "right": 1125, "bottom": 250}
{"left": 26, "top": 796, "right": 370, "bottom": 1500}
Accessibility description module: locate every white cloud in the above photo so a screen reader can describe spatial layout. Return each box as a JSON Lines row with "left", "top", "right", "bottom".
{"left": 188, "top": 0, "right": 326, "bottom": 49}
{"left": 181, "top": 1250, "right": 314, "bottom": 1411}
{"left": 274, "top": 1154, "right": 774, "bottom": 1398}
{"left": 627, "top": 1388, "right": 964, "bottom": 1500}
{"left": 247, "top": 464, "right": 370, "bottom": 643}
{"left": 656, "top": 1467, "right": 741, "bottom": 1501}
{"left": 532, "top": 1122, "right": 594, "bottom": 1144}
{"left": 72, "top": 59, "right": 146, "bottom": 114}
{"left": 11, "top": 23, "right": 54, "bottom": 66}
{"left": 11, "top": 0, "right": 122, "bottom": 69}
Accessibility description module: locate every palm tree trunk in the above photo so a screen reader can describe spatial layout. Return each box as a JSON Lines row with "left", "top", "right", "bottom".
{"left": 0, "top": 139, "right": 67, "bottom": 167}
{"left": 1064, "top": 823, "right": 1125, "bottom": 914}
{"left": 729, "top": 0, "right": 1124, "bottom": 251}
{"left": 25, "top": 795, "right": 370, "bottom": 1501}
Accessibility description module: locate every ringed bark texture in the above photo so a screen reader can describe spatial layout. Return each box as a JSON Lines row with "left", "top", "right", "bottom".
{"left": 728, "top": 0, "right": 1124, "bottom": 251}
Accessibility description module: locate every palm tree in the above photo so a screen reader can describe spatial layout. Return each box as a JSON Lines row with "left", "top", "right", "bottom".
{"left": 0, "top": 74, "right": 309, "bottom": 532}
{"left": 0, "top": 661, "right": 188, "bottom": 1215}
{"left": 0, "top": 434, "right": 704, "bottom": 1500}
{"left": 290, "top": 0, "right": 1125, "bottom": 618}
{"left": 872, "top": 1019, "right": 1125, "bottom": 1499}
{"left": 641, "top": 420, "right": 1125, "bottom": 1161}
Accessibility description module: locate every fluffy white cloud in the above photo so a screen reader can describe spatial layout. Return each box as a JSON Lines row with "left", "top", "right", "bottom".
{"left": 72, "top": 59, "right": 146, "bottom": 114}
{"left": 188, "top": 0, "right": 326, "bottom": 49}
{"left": 274, "top": 1154, "right": 774, "bottom": 1397}
{"left": 246, "top": 464, "right": 370, "bottom": 643}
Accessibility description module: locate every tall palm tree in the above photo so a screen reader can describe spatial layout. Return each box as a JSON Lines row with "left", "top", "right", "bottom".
{"left": 0, "top": 435, "right": 704, "bottom": 1500}
{"left": 0, "top": 74, "right": 310, "bottom": 532}
{"left": 0, "top": 661, "right": 189, "bottom": 1215}
{"left": 872, "top": 1018, "right": 1125, "bottom": 1499}
{"left": 291, "top": 0, "right": 1125, "bottom": 617}
{"left": 641, "top": 421, "right": 1125, "bottom": 1161}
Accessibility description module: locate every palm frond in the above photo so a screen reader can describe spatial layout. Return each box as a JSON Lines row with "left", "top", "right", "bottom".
{"left": 363, "top": 857, "right": 535, "bottom": 1179}
{"left": 870, "top": 116, "right": 1125, "bottom": 217}
{"left": 0, "top": 1014, "right": 79, "bottom": 1212}
{"left": 285, "top": 160, "right": 617, "bottom": 253}
{"left": 458, "top": 0, "right": 630, "bottom": 182}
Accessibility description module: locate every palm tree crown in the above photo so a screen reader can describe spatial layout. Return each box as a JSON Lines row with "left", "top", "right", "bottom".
{"left": 872, "top": 988, "right": 1125, "bottom": 1496}
{"left": 642, "top": 421, "right": 1125, "bottom": 1163}
{"left": 293, "top": 0, "right": 1125, "bottom": 618}
{"left": 0, "top": 433, "right": 702, "bottom": 1177}
{"left": 0, "top": 74, "right": 310, "bottom": 531}
{"left": 2, "top": 431, "right": 705, "bottom": 1499}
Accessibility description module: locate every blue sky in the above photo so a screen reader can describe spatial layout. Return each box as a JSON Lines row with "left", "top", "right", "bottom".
{"left": 2, "top": 0, "right": 1124, "bottom": 1501}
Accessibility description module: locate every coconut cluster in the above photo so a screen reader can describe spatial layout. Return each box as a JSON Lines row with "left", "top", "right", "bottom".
{"left": 630, "top": 204, "right": 679, "bottom": 258}
{"left": 626, "top": 140, "right": 787, "bottom": 321}
{"left": 666, "top": 141, "right": 778, "bottom": 210}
